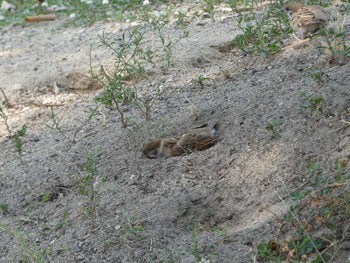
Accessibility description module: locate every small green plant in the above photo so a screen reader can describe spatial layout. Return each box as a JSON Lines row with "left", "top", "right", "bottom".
{"left": 46, "top": 106, "right": 72, "bottom": 142}
{"left": 174, "top": 10, "right": 199, "bottom": 27}
{"left": 147, "top": 10, "right": 189, "bottom": 69}
{"left": 0, "top": 220, "right": 48, "bottom": 263}
{"left": 318, "top": 28, "right": 350, "bottom": 65}
{"left": 153, "top": 231, "right": 178, "bottom": 263}
{"left": 1, "top": 99, "right": 29, "bottom": 160}
{"left": 74, "top": 154, "right": 101, "bottom": 216}
{"left": 192, "top": 74, "right": 210, "bottom": 88}
{"left": 0, "top": 99, "right": 12, "bottom": 136}
{"left": 308, "top": 68, "right": 326, "bottom": 86}
{"left": 0, "top": 203, "right": 9, "bottom": 214}
{"left": 118, "top": 212, "right": 144, "bottom": 241}
{"left": 91, "top": 15, "right": 183, "bottom": 127}
{"left": 0, "top": 0, "right": 144, "bottom": 27}
{"left": 233, "top": 0, "right": 291, "bottom": 56}
{"left": 225, "top": 0, "right": 254, "bottom": 15}
{"left": 317, "top": 8, "right": 350, "bottom": 64}
{"left": 41, "top": 191, "right": 52, "bottom": 205}
{"left": 54, "top": 209, "right": 70, "bottom": 231}
{"left": 300, "top": 92, "right": 324, "bottom": 120}
{"left": 46, "top": 105, "right": 101, "bottom": 142}
{"left": 12, "top": 124, "right": 27, "bottom": 159}
{"left": 92, "top": 29, "right": 150, "bottom": 127}
{"left": 191, "top": 223, "right": 201, "bottom": 261}
{"left": 256, "top": 160, "right": 350, "bottom": 262}
{"left": 265, "top": 119, "right": 283, "bottom": 138}
{"left": 201, "top": 0, "right": 218, "bottom": 21}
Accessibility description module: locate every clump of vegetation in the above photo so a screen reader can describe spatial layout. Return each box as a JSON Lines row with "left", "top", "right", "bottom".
{"left": 308, "top": 68, "right": 326, "bottom": 86}
{"left": 318, "top": 28, "right": 350, "bottom": 65}
{"left": 265, "top": 119, "right": 284, "bottom": 138}
{"left": 225, "top": 0, "right": 255, "bottom": 15}
{"left": 0, "top": 0, "right": 143, "bottom": 27}
{"left": 91, "top": 29, "right": 155, "bottom": 127}
{"left": 1, "top": 98, "right": 28, "bottom": 161}
{"left": 12, "top": 124, "right": 27, "bottom": 159}
{"left": 118, "top": 212, "right": 144, "bottom": 241}
{"left": 74, "top": 154, "right": 102, "bottom": 216}
{"left": 201, "top": 0, "right": 219, "bottom": 21}
{"left": 192, "top": 74, "right": 211, "bottom": 88}
{"left": 90, "top": 7, "right": 188, "bottom": 127}
{"left": 0, "top": 99, "right": 12, "bottom": 136}
{"left": 0, "top": 217, "right": 49, "bottom": 262}
{"left": 300, "top": 92, "right": 325, "bottom": 120}
{"left": 174, "top": 9, "right": 199, "bottom": 27}
{"left": 0, "top": 203, "right": 10, "bottom": 214}
{"left": 46, "top": 105, "right": 101, "bottom": 142}
{"left": 233, "top": 0, "right": 291, "bottom": 56}
{"left": 256, "top": 161, "right": 350, "bottom": 262}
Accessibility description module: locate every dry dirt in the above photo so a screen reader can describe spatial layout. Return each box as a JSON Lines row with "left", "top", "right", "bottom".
{"left": 0, "top": 3, "right": 350, "bottom": 263}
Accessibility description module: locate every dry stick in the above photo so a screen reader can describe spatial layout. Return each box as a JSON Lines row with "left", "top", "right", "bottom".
{"left": 328, "top": 116, "right": 350, "bottom": 134}
{"left": 99, "top": 65, "right": 113, "bottom": 81}
{"left": 25, "top": 14, "right": 56, "bottom": 22}
{"left": 31, "top": 91, "right": 64, "bottom": 108}
{"left": 113, "top": 98, "right": 127, "bottom": 128}
{"left": 0, "top": 87, "right": 11, "bottom": 107}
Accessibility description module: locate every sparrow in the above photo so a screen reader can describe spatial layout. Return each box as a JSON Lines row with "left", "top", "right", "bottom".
{"left": 285, "top": 3, "right": 330, "bottom": 39}
{"left": 142, "top": 120, "right": 218, "bottom": 159}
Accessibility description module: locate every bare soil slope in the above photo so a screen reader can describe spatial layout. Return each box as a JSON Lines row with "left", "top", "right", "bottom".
{"left": 0, "top": 4, "right": 349, "bottom": 263}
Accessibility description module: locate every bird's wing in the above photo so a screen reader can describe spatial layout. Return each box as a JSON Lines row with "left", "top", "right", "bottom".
{"left": 295, "top": 6, "right": 329, "bottom": 27}
{"left": 171, "top": 131, "right": 213, "bottom": 155}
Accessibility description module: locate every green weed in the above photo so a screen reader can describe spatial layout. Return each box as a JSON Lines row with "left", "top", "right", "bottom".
{"left": 191, "top": 224, "right": 201, "bottom": 261}
{"left": 53, "top": 209, "right": 70, "bottom": 231}
{"left": 225, "top": 0, "right": 255, "bottom": 15}
{"left": 318, "top": 28, "right": 350, "bottom": 65}
{"left": 0, "top": 99, "right": 29, "bottom": 160}
{"left": 233, "top": 0, "right": 291, "bottom": 56}
{"left": 118, "top": 212, "right": 144, "bottom": 241}
{"left": 46, "top": 105, "right": 101, "bottom": 142}
{"left": 300, "top": 92, "right": 324, "bottom": 120}
{"left": 265, "top": 119, "right": 283, "bottom": 138}
{"left": 145, "top": 7, "right": 189, "bottom": 69}
{"left": 256, "top": 161, "right": 350, "bottom": 262}
{"left": 91, "top": 8, "right": 186, "bottom": 127}
{"left": 308, "top": 68, "right": 326, "bottom": 86}
{"left": 192, "top": 74, "right": 210, "bottom": 88}
{"left": 202, "top": 0, "right": 218, "bottom": 21}
{"left": 0, "top": 99, "right": 12, "bottom": 136}
{"left": 74, "top": 154, "right": 101, "bottom": 216}
{"left": 0, "top": 203, "right": 10, "bottom": 214}
{"left": 12, "top": 124, "right": 27, "bottom": 159}
{"left": 174, "top": 10, "right": 199, "bottom": 27}
{"left": 46, "top": 106, "right": 71, "bottom": 142}
{"left": 0, "top": 0, "right": 143, "bottom": 27}
{"left": 0, "top": 220, "right": 48, "bottom": 263}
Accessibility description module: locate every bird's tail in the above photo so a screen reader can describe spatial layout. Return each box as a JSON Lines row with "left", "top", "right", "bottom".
{"left": 195, "top": 120, "right": 217, "bottom": 131}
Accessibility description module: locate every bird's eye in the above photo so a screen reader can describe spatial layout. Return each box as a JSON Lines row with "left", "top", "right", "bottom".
{"left": 147, "top": 149, "right": 158, "bottom": 159}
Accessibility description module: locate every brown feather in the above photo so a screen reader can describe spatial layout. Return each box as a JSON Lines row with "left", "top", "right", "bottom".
{"left": 285, "top": 3, "right": 330, "bottom": 39}
{"left": 142, "top": 121, "right": 218, "bottom": 158}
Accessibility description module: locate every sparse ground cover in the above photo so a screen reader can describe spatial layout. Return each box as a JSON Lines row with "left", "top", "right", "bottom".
{"left": 0, "top": 0, "right": 350, "bottom": 262}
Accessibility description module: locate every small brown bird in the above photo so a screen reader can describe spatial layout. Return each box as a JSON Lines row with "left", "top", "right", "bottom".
{"left": 142, "top": 121, "right": 218, "bottom": 159}
{"left": 285, "top": 3, "right": 330, "bottom": 39}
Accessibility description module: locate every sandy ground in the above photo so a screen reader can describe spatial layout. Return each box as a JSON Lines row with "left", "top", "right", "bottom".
{"left": 0, "top": 3, "right": 350, "bottom": 263}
